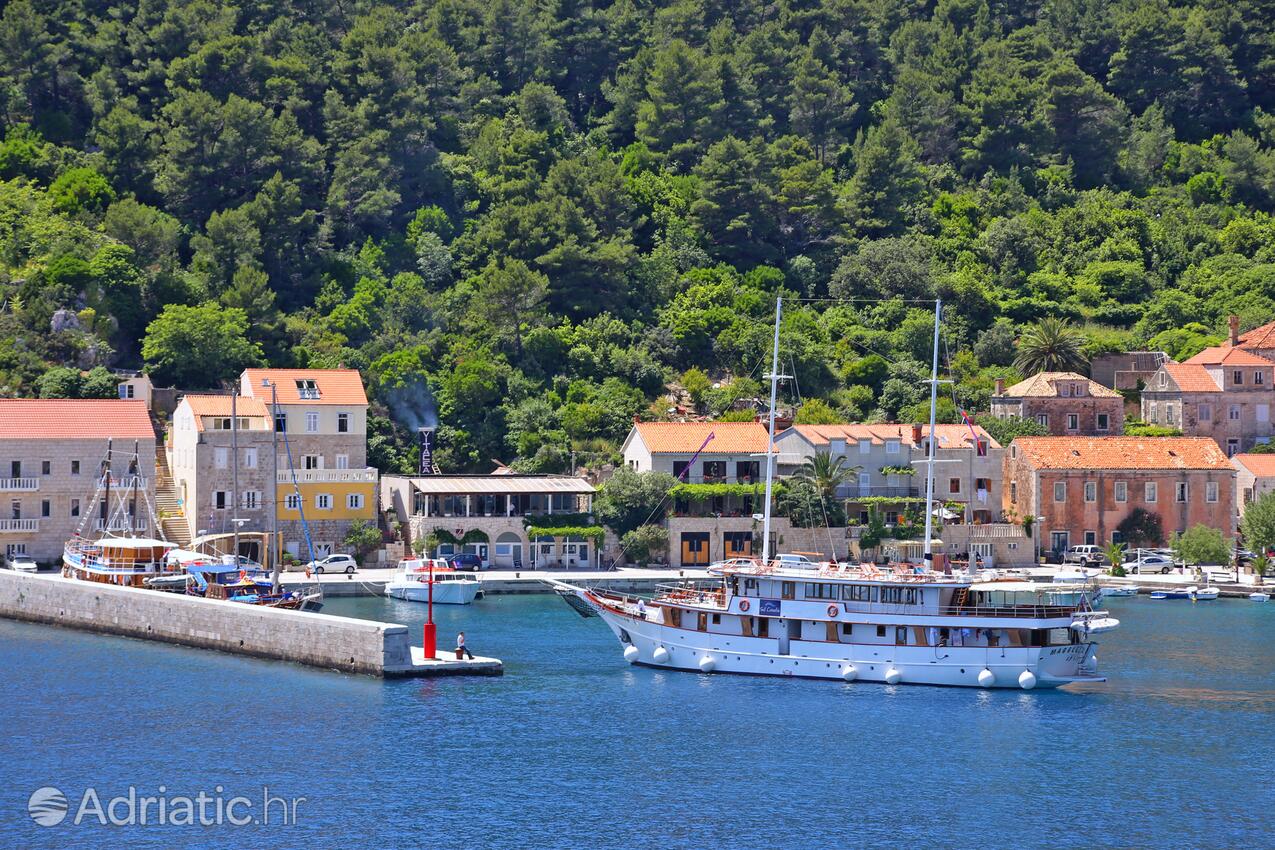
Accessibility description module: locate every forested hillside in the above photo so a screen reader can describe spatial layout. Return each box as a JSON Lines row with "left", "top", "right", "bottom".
{"left": 2, "top": 0, "right": 1274, "bottom": 471}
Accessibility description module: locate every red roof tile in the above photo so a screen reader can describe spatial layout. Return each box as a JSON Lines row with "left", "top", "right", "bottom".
{"left": 999, "top": 372, "right": 1122, "bottom": 399}
{"left": 0, "top": 399, "right": 155, "bottom": 440}
{"left": 1161, "top": 364, "right": 1220, "bottom": 393}
{"left": 1011, "top": 437, "right": 1232, "bottom": 471}
{"left": 632, "top": 421, "right": 770, "bottom": 454}
{"left": 240, "top": 369, "right": 368, "bottom": 406}
{"left": 792, "top": 423, "right": 999, "bottom": 450}
{"left": 1237, "top": 320, "right": 1275, "bottom": 349}
{"left": 181, "top": 394, "right": 271, "bottom": 431}
{"left": 1184, "top": 346, "right": 1273, "bottom": 366}
{"left": 1232, "top": 453, "right": 1275, "bottom": 478}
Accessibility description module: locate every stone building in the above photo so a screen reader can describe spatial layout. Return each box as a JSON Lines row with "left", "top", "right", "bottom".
{"left": 167, "top": 369, "right": 378, "bottom": 563}
{"left": 990, "top": 372, "right": 1124, "bottom": 436}
{"left": 774, "top": 423, "right": 1004, "bottom": 525}
{"left": 380, "top": 474, "right": 597, "bottom": 568}
{"left": 1089, "top": 351, "right": 1170, "bottom": 391}
{"left": 1003, "top": 436, "right": 1235, "bottom": 556}
{"left": 1141, "top": 347, "right": 1275, "bottom": 456}
{"left": 0, "top": 399, "right": 156, "bottom": 564}
{"left": 169, "top": 394, "right": 276, "bottom": 557}
{"left": 1232, "top": 453, "right": 1275, "bottom": 519}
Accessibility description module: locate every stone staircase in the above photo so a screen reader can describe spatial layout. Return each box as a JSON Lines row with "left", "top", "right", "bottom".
{"left": 151, "top": 416, "right": 190, "bottom": 548}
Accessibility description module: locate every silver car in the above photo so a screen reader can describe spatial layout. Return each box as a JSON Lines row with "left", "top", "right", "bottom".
{"left": 1124, "top": 552, "right": 1176, "bottom": 575}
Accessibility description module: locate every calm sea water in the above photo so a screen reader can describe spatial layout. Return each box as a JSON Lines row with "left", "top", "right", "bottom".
{"left": 2, "top": 592, "right": 1272, "bottom": 849}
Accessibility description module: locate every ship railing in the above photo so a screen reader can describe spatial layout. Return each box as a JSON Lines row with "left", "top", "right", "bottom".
{"left": 653, "top": 583, "right": 727, "bottom": 607}
{"left": 940, "top": 604, "right": 1079, "bottom": 618}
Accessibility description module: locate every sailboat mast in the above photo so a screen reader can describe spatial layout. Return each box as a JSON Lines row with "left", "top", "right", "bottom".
{"left": 232, "top": 387, "right": 240, "bottom": 563}
{"left": 922, "top": 298, "right": 942, "bottom": 565}
{"left": 761, "top": 296, "right": 782, "bottom": 565}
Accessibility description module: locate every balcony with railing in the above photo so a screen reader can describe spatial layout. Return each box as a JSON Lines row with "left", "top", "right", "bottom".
{"left": 0, "top": 518, "right": 39, "bottom": 532}
{"left": 277, "top": 468, "right": 377, "bottom": 484}
{"left": 94, "top": 517, "right": 149, "bottom": 532}
{"left": 842, "top": 486, "right": 921, "bottom": 499}
{"left": 0, "top": 478, "right": 39, "bottom": 492}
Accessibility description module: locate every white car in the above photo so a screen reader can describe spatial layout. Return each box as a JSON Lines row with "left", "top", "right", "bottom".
{"left": 1124, "top": 552, "right": 1176, "bottom": 575}
{"left": 306, "top": 554, "right": 358, "bottom": 574}
{"left": 1064, "top": 545, "right": 1105, "bottom": 567}
{"left": 5, "top": 554, "right": 37, "bottom": 573}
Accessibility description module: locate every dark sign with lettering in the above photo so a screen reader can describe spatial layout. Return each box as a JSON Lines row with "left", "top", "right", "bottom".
{"left": 418, "top": 428, "right": 436, "bottom": 475}
{"left": 759, "top": 598, "right": 781, "bottom": 616}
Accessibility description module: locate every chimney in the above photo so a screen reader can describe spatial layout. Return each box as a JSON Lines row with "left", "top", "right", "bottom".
{"left": 1230, "top": 315, "right": 1240, "bottom": 347}
{"left": 911, "top": 423, "right": 923, "bottom": 445}
{"left": 994, "top": 378, "right": 1005, "bottom": 396}
{"left": 417, "top": 427, "right": 437, "bottom": 475}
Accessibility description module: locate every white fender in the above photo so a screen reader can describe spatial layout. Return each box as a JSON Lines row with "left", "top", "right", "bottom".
{"left": 1018, "top": 669, "right": 1037, "bottom": 690}
{"left": 623, "top": 645, "right": 639, "bottom": 663}
{"left": 652, "top": 646, "right": 670, "bottom": 664}
{"left": 840, "top": 665, "right": 857, "bottom": 682}
{"left": 977, "top": 668, "right": 996, "bottom": 688}
{"left": 884, "top": 666, "right": 902, "bottom": 685}
{"left": 698, "top": 655, "right": 716, "bottom": 673}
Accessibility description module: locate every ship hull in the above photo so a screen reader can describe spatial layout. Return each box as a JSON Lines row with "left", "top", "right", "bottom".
{"left": 592, "top": 603, "right": 1102, "bottom": 690}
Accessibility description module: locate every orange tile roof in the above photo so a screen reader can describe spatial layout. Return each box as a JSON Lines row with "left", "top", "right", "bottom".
{"left": 241, "top": 368, "right": 368, "bottom": 406}
{"left": 999, "top": 372, "right": 1122, "bottom": 398}
{"left": 181, "top": 394, "right": 271, "bottom": 431}
{"left": 1237, "top": 320, "right": 1275, "bottom": 349}
{"left": 792, "top": 423, "right": 1000, "bottom": 450}
{"left": 1160, "top": 363, "right": 1220, "bottom": 393}
{"left": 1011, "top": 437, "right": 1232, "bottom": 471}
{"left": 633, "top": 421, "right": 770, "bottom": 454}
{"left": 1184, "top": 346, "right": 1273, "bottom": 366}
{"left": 1233, "top": 453, "right": 1275, "bottom": 477}
{"left": 0, "top": 399, "right": 154, "bottom": 440}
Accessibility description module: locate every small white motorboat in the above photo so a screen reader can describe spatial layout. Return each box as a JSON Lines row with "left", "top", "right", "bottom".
{"left": 1190, "top": 586, "right": 1220, "bottom": 601}
{"left": 1072, "top": 615, "right": 1120, "bottom": 636}
{"left": 386, "top": 558, "right": 481, "bottom": 604}
{"left": 1249, "top": 592, "right": 1270, "bottom": 602}
{"left": 1099, "top": 586, "right": 1138, "bottom": 598}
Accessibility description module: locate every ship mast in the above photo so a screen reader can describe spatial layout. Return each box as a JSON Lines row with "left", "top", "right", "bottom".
{"left": 761, "top": 297, "right": 786, "bottom": 566}
{"left": 922, "top": 298, "right": 942, "bottom": 567}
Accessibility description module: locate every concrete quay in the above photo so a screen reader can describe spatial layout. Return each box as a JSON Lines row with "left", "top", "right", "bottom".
{"left": 0, "top": 570, "right": 501, "bottom": 678}
{"left": 279, "top": 566, "right": 715, "bottom": 597}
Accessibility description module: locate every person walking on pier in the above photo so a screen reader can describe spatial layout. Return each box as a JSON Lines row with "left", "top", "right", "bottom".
{"left": 456, "top": 631, "right": 474, "bottom": 660}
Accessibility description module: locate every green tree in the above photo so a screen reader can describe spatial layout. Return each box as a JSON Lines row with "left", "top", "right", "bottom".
{"left": 1116, "top": 507, "right": 1165, "bottom": 549}
{"left": 1240, "top": 491, "right": 1275, "bottom": 554}
{"left": 620, "top": 524, "right": 669, "bottom": 566}
{"left": 142, "top": 302, "right": 263, "bottom": 387}
{"left": 636, "top": 40, "right": 723, "bottom": 167}
{"left": 798, "top": 450, "right": 857, "bottom": 503}
{"left": 343, "top": 519, "right": 383, "bottom": 561}
{"left": 1013, "top": 318, "right": 1087, "bottom": 375}
{"left": 794, "top": 398, "right": 841, "bottom": 424}
{"left": 48, "top": 167, "right": 116, "bottom": 215}
{"left": 844, "top": 118, "right": 925, "bottom": 238}
{"left": 467, "top": 258, "right": 550, "bottom": 360}
{"left": 1171, "top": 524, "right": 1230, "bottom": 567}
{"left": 596, "top": 467, "right": 676, "bottom": 537}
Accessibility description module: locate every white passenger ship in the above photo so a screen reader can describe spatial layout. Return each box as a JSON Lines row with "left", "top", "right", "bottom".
{"left": 554, "top": 297, "right": 1118, "bottom": 689}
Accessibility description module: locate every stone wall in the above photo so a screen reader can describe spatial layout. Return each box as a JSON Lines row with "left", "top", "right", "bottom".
{"left": 0, "top": 570, "right": 413, "bottom": 676}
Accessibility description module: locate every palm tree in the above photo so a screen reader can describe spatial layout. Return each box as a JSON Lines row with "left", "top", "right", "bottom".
{"left": 799, "top": 451, "right": 858, "bottom": 502}
{"left": 1103, "top": 541, "right": 1127, "bottom": 576}
{"left": 1013, "top": 317, "right": 1088, "bottom": 375}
